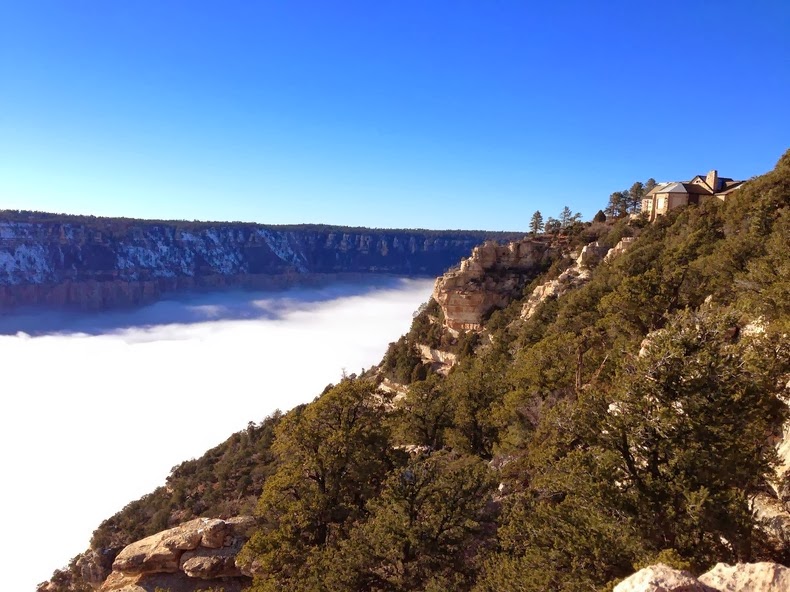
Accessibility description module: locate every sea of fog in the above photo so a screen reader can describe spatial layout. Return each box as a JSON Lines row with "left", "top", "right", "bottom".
{"left": 0, "top": 277, "right": 434, "bottom": 592}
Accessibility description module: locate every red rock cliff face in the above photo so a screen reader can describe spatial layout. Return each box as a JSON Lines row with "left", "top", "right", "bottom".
{"left": 432, "top": 238, "right": 558, "bottom": 332}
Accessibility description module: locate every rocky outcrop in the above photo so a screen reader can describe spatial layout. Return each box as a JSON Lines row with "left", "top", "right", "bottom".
{"left": 0, "top": 215, "right": 521, "bottom": 311}
{"left": 99, "top": 516, "right": 254, "bottom": 592}
{"left": 432, "top": 238, "right": 558, "bottom": 332}
{"left": 417, "top": 343, "right": 458, "bottom": 375}
{"left": 521, "top": 239, "right": 625, "bottom": 320}
{"left": 613, "top": 564, "right": 711, "bottom": 592}
{"left": 699, "top": 562, "right": 790, "bottom": 591}
{"left": 753, "top": 493, "right": 790, "bottom": 548}
{"left": 604, "top": 236, "right": 636, "bottom": 262}
{"left": 614, "top": 563, "right": 790, "bottom": 592}
{"left": 752, "top": 377, "right": 790, "bottom": 551}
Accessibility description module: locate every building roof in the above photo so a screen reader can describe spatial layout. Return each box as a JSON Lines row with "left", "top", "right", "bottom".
{"left": 683, "top": 183, "right": 713, "bottom": 195}
{"left": 658, "top": 182, "right": 688, "bottom": 193}
{"left": 714, "top": 181, "right": 746, "bottom": 196}
{"left": 646, "top": 172, "right": 744, "bottom": 198}
{"left": 645, "top": 182, "right": 671, "bottom": 197}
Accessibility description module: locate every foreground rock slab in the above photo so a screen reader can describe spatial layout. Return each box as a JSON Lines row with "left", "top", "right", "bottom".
{"left": 699, "top": 562, "right": 790, "bottom": 591}
{"left": 613, "top": 564, "right": 712, "bottom": 592}
{"left": 614, "top": 562, "right": 790, "bottom": 592}
{"left": 101, "top": 516, "right": 255, "bottom": 592}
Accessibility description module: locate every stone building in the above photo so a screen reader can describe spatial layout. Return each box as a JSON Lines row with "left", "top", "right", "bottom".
{"left": 642, "top": 170, "right": 744, "bottom": 222}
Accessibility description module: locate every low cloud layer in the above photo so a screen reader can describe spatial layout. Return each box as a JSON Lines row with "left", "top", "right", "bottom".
{"left": 1, "top": 278, "right": 434, "bottom": 591}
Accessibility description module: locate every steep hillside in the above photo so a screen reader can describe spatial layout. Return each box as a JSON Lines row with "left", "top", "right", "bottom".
{"left": 0, "top": 214, "right": 522, "bottom": 311}
{"left": 40, "top": 151, "right": 790, "bottom": 592}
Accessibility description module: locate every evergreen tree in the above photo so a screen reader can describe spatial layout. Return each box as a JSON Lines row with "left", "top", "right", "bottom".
{"left": 544, "top": 217, "right": 561, "bottom": 234}
{"left": 529, "top": 210, "right": 544, "bottom": 235}
{"left": 335, "top": 451, "right": 496, "bottom": 592}
{"left": 559, "top": 206, "right": 573, "bottom": 228}
{"left": 594, "top": 309, "right": 788, "bottom": 566}
{"left": 239, "top": 380, "right": 400, "bottom": 591}
{"left": 629, "top": 181, "right": 644, "bottom": 213}
{"left": 604, "top": 191, "right": 628, "bottom": 218}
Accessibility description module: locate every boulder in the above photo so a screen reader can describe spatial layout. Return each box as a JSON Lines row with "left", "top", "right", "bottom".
{"left": 180, "top": 547, "right": 242, "bottom": 579}
{"left": 614, "top": 562, "right": 790, "bottom": 592}
{"left": 613, "top": 564, "right": 712, "bottom": 592}
{"left": 576, "top": 241, "right": 610, "bottom": 268}
{"left": 101, "top": 516, "right": 255, "bottom": 592}
{"left": 752, "top": 493, "right": 790, "bottom": 546}
{"left": 699, "top": 562, "right": 790, "bottom": 591}
{"left": 111, "top": 519, "right": 204, "bottom": 574}
{"left": 603, "top": 236, "right": 636, "bottom": 263}
{"left": 100, "top": 571, "right": 249, "bottom": 592}
{"left": 417, "top": 343, "right": 457, "bottom": 375}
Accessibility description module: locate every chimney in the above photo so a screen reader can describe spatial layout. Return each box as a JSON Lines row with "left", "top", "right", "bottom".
{"left": 706, "top": 170, "right": 719, "bottom": 192}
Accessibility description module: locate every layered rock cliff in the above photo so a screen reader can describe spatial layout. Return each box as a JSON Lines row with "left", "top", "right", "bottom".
{"left": 431, "top": 236, "right": 636, "bottom": 333}
{"left": 90, "top": 516, "right": 253, "bottom": 592}
{"left": 0, "top": 213, "right": 521, "bottom": 311}
{"left": 432, "top": 238, "right": 559, "bottom": 332}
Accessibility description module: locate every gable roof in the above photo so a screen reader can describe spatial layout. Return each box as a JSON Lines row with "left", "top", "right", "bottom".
{"left": 715, "top": 181, "right": 746, "bottom": 196}
{"left": 683, "top": 183, "right": 713, "bottom": 195}
{"left": 658, "top": 182, "right": 688, "bottom": 193}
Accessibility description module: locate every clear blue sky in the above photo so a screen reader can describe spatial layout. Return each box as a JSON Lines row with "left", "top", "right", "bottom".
{"left": 1, "top": 1, "right": 788, "bottom": 231}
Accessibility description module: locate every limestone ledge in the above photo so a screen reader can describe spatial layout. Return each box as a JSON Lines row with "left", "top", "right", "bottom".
{"left": 432, "top": 238, "right": 558, "bottom": 333}
{"left": 521, "top": 237, "right": 634, "bottom": 320}
{"left": 98, "top": 516, "right": 255, "bottom": 592}
{"left": 614, "top": 562, "right": 790, "bottom": 592}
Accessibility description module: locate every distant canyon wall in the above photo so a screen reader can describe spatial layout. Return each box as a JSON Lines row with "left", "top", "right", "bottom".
{"left": 0, "top": 216, "right": 521, "bottom": 311}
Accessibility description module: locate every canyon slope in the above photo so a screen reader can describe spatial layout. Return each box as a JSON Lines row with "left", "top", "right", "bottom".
{"left": 0, "top": 213, "right": 521, "bottom": 311}
{"left": 40, "top": 150, "right": 790, "bottom": 592}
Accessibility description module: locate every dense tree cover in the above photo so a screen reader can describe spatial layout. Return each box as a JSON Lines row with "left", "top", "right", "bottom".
{"left": 0, "top": 209, "right": 525, "bottom": 240}
{"left": 238, "top": 380, "right": 400, "bottom": 591}
{"left": 232, "top": 150, "right": 788, "bottom": 592}
{"left": 44, "top": 151, "right": 790, "bottom": 592}
{"left": 605, "top": 177, "right": 656, "bottom": 218}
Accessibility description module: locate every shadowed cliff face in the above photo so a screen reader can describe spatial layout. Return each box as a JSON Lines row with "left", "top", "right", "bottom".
{"left": 0, "top": 217, "right": 520, "bottom": 310}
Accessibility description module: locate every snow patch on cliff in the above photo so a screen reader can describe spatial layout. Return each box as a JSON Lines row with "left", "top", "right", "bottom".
{"left": 116, "top": 228, "right": 251, "bottom": 278}
{"left": 258, "top": 229, "right": 308, "bottom": 272}
{"left": 0, "top": 243, "right": 53, "bottom": 284}
{"left": 116, "top": 244, "right": 183, "bottom": 279}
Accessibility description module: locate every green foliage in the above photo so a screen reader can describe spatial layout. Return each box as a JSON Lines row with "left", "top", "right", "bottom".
{"left": 239, "top": 380, "right": 399, "bottom": 592}
{"left": 605, "top": 177, "right": 654, "bottom": 217}
{"left": 529, "top": 210, "right": 544, "bottom": 235}
{"left": 381, "top": 335, "right": 427, "bottom": 384}
{"left": 478, "top": 449, "right": 643, "bottom": 592}
{"left": 593, "top": 309, "right": 788, "bottom": 566}
{"left": 336, "top": 451, "right": 497, "bottom": 592}
{"left": 51, "top": 152, "right": 790, "bottom": 592}
{"left": 444, "top": 353, "right": 510, "bottom": 459}
{"left": 544, "top": 217, "right": 561, "bottom": 234}
{"left": 392, "top": 375, "right": 453, "bottom": 449}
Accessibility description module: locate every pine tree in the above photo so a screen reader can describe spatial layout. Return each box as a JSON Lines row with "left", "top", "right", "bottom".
{"left": 529, "top": 210, "right": 544, "bottom": 235}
